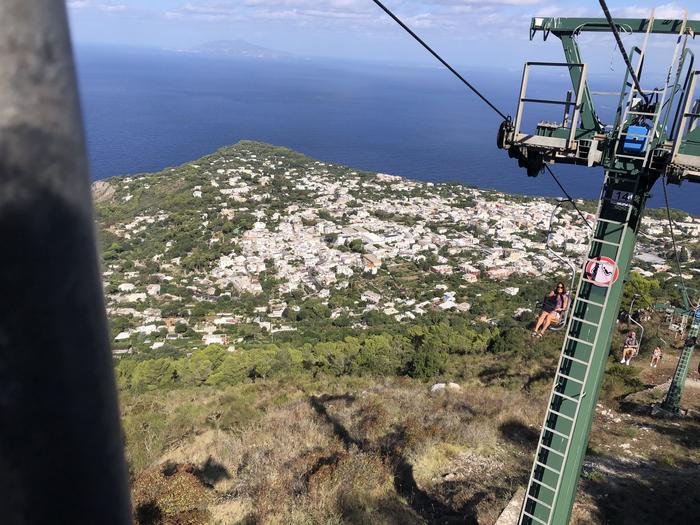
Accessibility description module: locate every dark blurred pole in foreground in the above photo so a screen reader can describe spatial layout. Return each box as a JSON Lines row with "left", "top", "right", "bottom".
{"left": 0, "top": 2, "right": 132, "bottom": 524}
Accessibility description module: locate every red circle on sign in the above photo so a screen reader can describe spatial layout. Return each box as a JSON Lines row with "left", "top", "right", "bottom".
{"left": 585, "top": 256, "right": 619, "bottom": 287}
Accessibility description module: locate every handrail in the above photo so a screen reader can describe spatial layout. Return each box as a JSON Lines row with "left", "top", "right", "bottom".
{"left": 512, "top": 62, "right": 587, "bottom": 150}
{"left": 628, "top": 296, "right": 645, "bottom": 353}
{"left": 671, "top": 70, "right": 700, "bottom": 162}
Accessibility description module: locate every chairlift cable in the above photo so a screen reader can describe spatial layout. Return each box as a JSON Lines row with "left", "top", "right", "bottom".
{"left": 371, "top": 0, "right": 593, "bottom": 235}
{"left": 544, "top": 164, "right": 593, "bottom": 230}
{"left": 370, "top": 0, "right": 509, "bottom": 121}
{"left": 372, "top": 0, "right": 592, "bottom": 231}
{"left": 598, "top": 0, "right": 650, "bottom": 104}
{"left": 661, "top": 175, "right": 690, "bottom": 307}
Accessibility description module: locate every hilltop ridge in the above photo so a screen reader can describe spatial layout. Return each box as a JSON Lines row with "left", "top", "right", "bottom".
{"left": 98, "top": 141, "right": 700, "bottom": 525}
{"left": 188, "top": 40, "right": 291, "bottom": 59}
{"left": 95, "top": 140, "right": 699, "bottom": 354}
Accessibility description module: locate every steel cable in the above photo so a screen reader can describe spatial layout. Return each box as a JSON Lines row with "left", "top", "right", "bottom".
{"left": 370, "top": 0, "right": 508, "bottom": 120}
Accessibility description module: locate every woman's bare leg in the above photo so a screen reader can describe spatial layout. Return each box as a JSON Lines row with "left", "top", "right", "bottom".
{"left": 534, "top": 312, "right": 548, "bottom": 333}
{"left": 539, "top": 313, "right": 557, "bottom": 334}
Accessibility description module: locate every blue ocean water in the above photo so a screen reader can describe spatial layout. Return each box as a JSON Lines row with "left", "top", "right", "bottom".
{"left": 75, "top": 45, "right": 699, "bottom": 214}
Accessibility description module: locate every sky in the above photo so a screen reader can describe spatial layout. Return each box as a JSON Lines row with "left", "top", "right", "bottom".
{"left": 67, "top": 1, "right": 700, "bottom": 69}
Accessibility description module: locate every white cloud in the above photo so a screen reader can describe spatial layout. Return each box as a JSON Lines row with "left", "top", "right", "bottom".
{"left": 67, "top": 0, "right": 92, "bottom": 8}
{"left": 614, "top": 3, "right": 700, "bottom": 20}
{"left": 425, "top": 0, "right": 542, "bottom": 6}
{"left": 68, "top": 1, "right": 128, "bottom": 13}
{"left": 163, "top": 0, "right": 379, "bottom": 27}
{"left": 160, "top": 0, "right": 538, "bottom": 31}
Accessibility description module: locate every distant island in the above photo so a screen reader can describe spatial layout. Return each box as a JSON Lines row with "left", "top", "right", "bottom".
{"left": 187, "top": 39, "right": 290, "bottom": 59}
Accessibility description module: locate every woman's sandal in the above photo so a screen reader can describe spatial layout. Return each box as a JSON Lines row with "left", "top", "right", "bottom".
{"left": 530, "top": 331, "right": 537, "bottom": 337}
{"left": 536, "top": 333, "right": 543, "bottom": 338}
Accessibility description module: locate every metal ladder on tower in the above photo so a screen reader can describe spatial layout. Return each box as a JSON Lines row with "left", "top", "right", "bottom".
{"left": 519, "top": 174, "right": 642, "bottom": 525}
{"left": 615, "top": 12, "right": 688, "bottom": 167}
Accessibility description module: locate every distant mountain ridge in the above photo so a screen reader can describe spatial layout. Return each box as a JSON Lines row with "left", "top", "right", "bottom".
{"left": 188, "top": 40, "right": 290, "bottom": 59}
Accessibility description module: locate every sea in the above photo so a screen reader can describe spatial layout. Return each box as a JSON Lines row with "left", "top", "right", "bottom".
{"left": 75, "top": 44, "right": 699, "bottom": 214}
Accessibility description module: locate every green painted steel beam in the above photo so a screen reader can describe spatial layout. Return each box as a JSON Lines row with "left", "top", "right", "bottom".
{"left": 551, "top": 175, "right": 653, "bottom": 525}
{"left": 512, "top": 11, "right": 700, "bottom": 525}
{"left": 654, "top": 303, "right": 695, "bottom": 315}
{"left": 521, "top": 173, "right": 655, "bottom": 525}
{"left": 530, "top": 17, "right": 700, "bottom": 38}
{"left": 560, "top": 34, "right": 602, "bottom": 133}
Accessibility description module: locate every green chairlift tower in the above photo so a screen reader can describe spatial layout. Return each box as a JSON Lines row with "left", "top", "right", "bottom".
{"left": 655, "top": 289, "right": 700, "bottom": 415}
{"left": 498, "top": 12, "right": 700, "bottom": 525}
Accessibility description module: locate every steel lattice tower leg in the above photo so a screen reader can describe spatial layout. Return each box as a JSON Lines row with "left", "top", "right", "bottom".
{"left": 662, "top": 318, "right": 699, "bottom": 412}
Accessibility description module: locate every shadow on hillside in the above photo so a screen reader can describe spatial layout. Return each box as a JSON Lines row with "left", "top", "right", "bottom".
{"left": 639, "top": 420, "right": 700, "bottom": 453}
{"left": 134, "top": 502, "right": 162, "bottom": 525}
{"left": 617, "top": 398, "right": 655, "bottom": 415}
{"left": 162, "top": 456, "right": 231, "bottom": 487}
{"left": 309, "top": 394, "right": 476, "bottom": 525}
{"left": 478, "top": 364, "right": 511, "bottom": 385}
{"left": 582, "top": 456, "right": 700, "bottom": 525}
{"left": 339, "top": 495, "right": 426, "bottom": 525}
{"left": 523, "top": 369, "right": 556, "bottom": 391}
{"left": 196, "top": 456, "right": 232, "bottom": 486}
{"left": 309, "top": 394, "right": 361, "bottom": 448}
{"left": 499, "top": 418, "right": 539, "bottom": 450}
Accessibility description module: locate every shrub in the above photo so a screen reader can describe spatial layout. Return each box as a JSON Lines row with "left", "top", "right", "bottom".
{"left": 602, "top": 363, "right": 645, "bottom": 400}
{"left": 407, "top": 348, "right": 447, "bottom": 379}
{"left": 131, "top": 464, "right": 212, "bottom": 525}
{"left": 488, "top": 327, "right": 533, "bottom": 356}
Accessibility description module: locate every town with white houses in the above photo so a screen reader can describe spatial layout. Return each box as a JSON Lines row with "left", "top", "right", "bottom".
{"left": 94, "top": 142, "right": 700, "bottom": 355}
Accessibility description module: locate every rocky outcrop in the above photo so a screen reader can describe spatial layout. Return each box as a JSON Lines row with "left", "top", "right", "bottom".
{"left": 92, "top": 179, "right": 115, "bottom": 204}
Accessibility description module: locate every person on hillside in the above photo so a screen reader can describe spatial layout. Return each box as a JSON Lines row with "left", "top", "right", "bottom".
{"left": 532, "top": 282, "right": 569, "bottom": 337}
{"left": 620, "top": 331, "right": 639, "bottom": 365}
{"left": 650, "top": 346, "right": 663, "bottom": 368}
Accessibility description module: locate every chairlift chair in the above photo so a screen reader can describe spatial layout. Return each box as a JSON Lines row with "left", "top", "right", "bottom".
{"left": 627, "top": 294, "right": 645, "bottom": 354}
{"left": 536, "top": 199, "right": 579, "bottom": 331}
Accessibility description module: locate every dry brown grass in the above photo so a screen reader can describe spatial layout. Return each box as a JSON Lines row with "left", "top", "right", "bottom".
{"left": 124, "top": 377, "right": 548, "bottom": 524}
{"left": 122, "top": 367, "right": 700, "bottom": 525}
{"left": 131, "top": 463, "right": 213, "bottom": 525}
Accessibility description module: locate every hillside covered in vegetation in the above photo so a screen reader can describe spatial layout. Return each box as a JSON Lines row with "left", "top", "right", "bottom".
{"left": 95, "top": 142, "right": 700, "bottom": 524}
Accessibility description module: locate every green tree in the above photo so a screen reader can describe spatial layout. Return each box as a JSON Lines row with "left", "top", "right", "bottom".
{"left": 332, "top": 314, "right": 351, "bottom": 328}
{"left": 354, "top": 335, "right": 399, "bottom": 375}
{"left": 488, "top": 327, "right": 531, "bottom": 356}
{"left": 349, "top": 239, "right": 364, "bottom": 253}
{"left": 131, "top": 358, "right": 177, "bottom": 391}
{"left": 298, "top": 298, "right": 330, "bottom": 321}
{"left": 621, "top": 272, "right": 660, "bottom": 312}
{"left": 115, "top": 359, "right": 137, "bottom": 390}
{"left": 407, "top": 348, "right": 446, "bottom": 380}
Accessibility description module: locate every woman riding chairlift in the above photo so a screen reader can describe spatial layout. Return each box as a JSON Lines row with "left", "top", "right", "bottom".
{"left": 532, "top": 281, "right": 570, "bottom": 337}
{"left": 618, "top": 293, "right": 646, "bottom": 364}
{"left": 530, "top": 199, "right": 579, "bottom": 337}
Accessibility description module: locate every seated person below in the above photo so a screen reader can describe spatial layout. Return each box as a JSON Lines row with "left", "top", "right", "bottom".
{"left": 532, "top": 282, "right": 569, "bottom": 338}
{"left": 621, "top": 331, "right": 639, "bottom": 365}
{"left": 650, "top": 346, "right": 662, "bottom": 368}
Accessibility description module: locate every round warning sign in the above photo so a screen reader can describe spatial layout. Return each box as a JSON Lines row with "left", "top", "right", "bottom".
{"left": 585, "top": 256, "right": 619, "bottom": 287}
